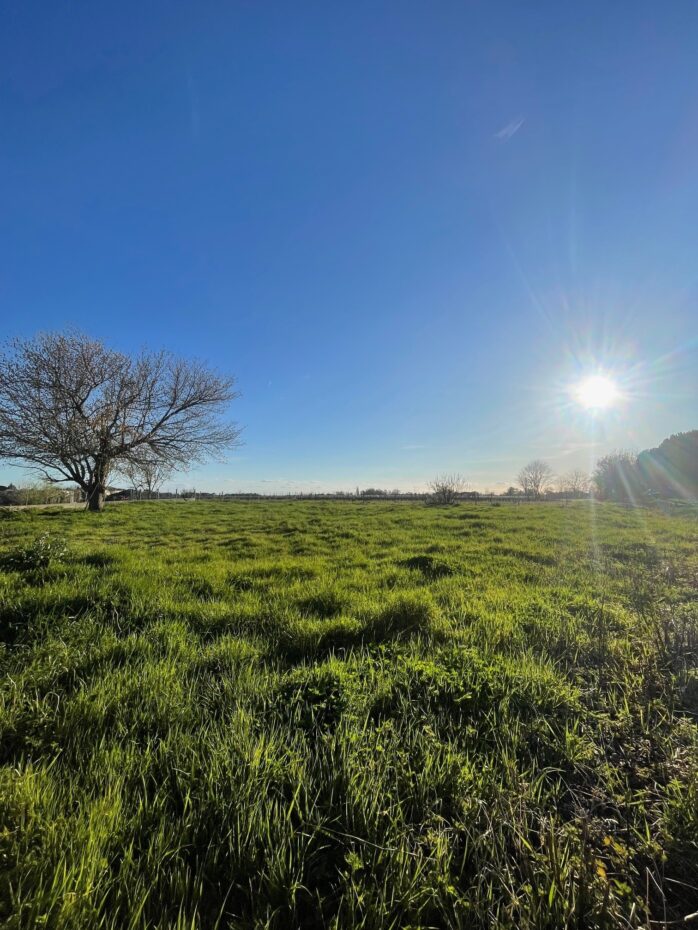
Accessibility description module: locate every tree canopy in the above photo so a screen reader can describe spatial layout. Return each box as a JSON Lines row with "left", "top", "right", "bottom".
{"left": 638, "top": 431, "right": 698, "bottom": 499}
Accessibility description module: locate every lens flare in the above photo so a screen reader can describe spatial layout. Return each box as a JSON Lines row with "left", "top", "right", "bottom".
{"left": 574, "top": 374, "right": 619, "bottom": 410}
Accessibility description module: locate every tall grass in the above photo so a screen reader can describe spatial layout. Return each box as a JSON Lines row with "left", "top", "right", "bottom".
{"left": 0, "top": 500, "right": 696, "bottom": 928}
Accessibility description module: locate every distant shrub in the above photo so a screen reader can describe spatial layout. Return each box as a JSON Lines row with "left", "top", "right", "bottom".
{"left": 427, "top": 473, "right": 468, "bottom": 506}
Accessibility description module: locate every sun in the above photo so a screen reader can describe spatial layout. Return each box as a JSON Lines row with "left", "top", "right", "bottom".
{"left": 574, "top": 374, "right": 620, "bottom": 410}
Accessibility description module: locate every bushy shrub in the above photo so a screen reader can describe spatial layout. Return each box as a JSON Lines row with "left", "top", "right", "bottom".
{"left": 3, "top": 532, "right": 68, "bottom": 571}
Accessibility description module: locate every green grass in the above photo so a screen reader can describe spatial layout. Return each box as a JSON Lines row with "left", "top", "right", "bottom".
{"left": 1, "top": 500, "right": 697, "bottom": 929}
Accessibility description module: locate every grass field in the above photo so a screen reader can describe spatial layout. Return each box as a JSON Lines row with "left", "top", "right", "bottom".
{"left": 1, "top": 500, "right": 697, "bottom": 929}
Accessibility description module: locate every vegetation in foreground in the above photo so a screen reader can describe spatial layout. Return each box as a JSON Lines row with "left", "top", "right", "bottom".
{"left": 1, "top": 500, "right": 697, "bottom": 929}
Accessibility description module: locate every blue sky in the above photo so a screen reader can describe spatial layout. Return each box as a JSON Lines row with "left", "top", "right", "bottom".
{"left": 2, "top": 1, "right": 696, "bottom": 492}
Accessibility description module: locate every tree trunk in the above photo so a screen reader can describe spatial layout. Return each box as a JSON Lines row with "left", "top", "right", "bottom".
{"left": 86, "top": 482, "right": 106, "bottom": 512}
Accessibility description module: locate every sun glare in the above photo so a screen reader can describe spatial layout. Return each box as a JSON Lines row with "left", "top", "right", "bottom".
{"left": 574, "top": 374, "right": 620, "bottom": 410}
{"left": 575, "top": 375, "right": 619, "bottom": 410}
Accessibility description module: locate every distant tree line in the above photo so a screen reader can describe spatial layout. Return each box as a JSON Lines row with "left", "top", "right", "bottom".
{"left": 508, "top": 432, "right": 697, "bottom": 505}
{"left": 593, "top": 431, "right": 698, "bottom": 502}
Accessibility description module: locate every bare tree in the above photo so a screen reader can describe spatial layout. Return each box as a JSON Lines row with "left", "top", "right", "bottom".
{"left": 517, "top": 460, "right": 554, "bottom": 499}
{"left": 0, "top": 331, "right": 241, "bottom": 511}
{"left": 119, "top": 456, "right": 175, "bottom": 498}
{"left": 557, "top": 469, "right": 590, "bottom": 497}
{"left": 428, "top": 473, "right": 468, "bottom": 505}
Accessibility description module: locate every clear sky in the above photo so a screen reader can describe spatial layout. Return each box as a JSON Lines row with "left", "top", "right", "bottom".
{"left": 2, "top": 1, "right": 696, "bottom": 493}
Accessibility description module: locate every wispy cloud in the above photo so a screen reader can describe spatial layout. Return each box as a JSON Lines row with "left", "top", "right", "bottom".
{"left": 401, "top": 443, "right": 427, "bottom": 451}
{"left": 494, "top": 116, "right": 525, "bottom": 142}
